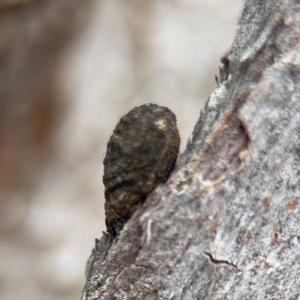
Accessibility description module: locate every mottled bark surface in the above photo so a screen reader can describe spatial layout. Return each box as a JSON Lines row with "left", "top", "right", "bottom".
{"left": 83, "top": 0, "right": 300, "bottom": 299}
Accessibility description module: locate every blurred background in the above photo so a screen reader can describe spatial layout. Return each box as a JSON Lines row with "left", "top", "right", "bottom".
{"left": 0, "top": 0, "right": 242, "bottom": 299}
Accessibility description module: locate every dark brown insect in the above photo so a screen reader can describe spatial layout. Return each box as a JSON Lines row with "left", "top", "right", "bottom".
{"left": 103, "top": 103, "right": 180, "bottom": 236}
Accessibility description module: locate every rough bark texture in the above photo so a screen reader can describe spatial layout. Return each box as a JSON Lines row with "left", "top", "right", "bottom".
{"left": 82, "top": 0, "right": 300, "bottom": 299}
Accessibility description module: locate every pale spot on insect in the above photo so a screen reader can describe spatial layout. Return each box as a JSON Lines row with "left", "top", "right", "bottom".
{"left": 155, "top": 119, "right": 167, "bottom": 131}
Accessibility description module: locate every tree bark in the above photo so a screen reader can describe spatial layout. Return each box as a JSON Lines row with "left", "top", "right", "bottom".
{"left": 82, "top": 0, "right": 300, "bottom": 299}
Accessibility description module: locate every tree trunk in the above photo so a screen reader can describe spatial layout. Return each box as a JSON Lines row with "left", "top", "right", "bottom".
{"left": 82, "top": 0, "right": 300, "bottom": 299}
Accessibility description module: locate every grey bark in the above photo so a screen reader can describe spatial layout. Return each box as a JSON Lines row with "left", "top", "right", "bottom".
{"left": 82, "top": 0, "right": 300, "bottom": 299}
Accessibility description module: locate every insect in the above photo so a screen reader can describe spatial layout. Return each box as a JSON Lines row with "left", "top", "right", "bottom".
{"left": 103, "top": 103, "right": 180, "bottom": 236}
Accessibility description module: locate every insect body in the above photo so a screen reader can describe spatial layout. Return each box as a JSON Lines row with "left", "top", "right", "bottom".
{"left": 103, "top": 104, "right": 180, "bottom": 236}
